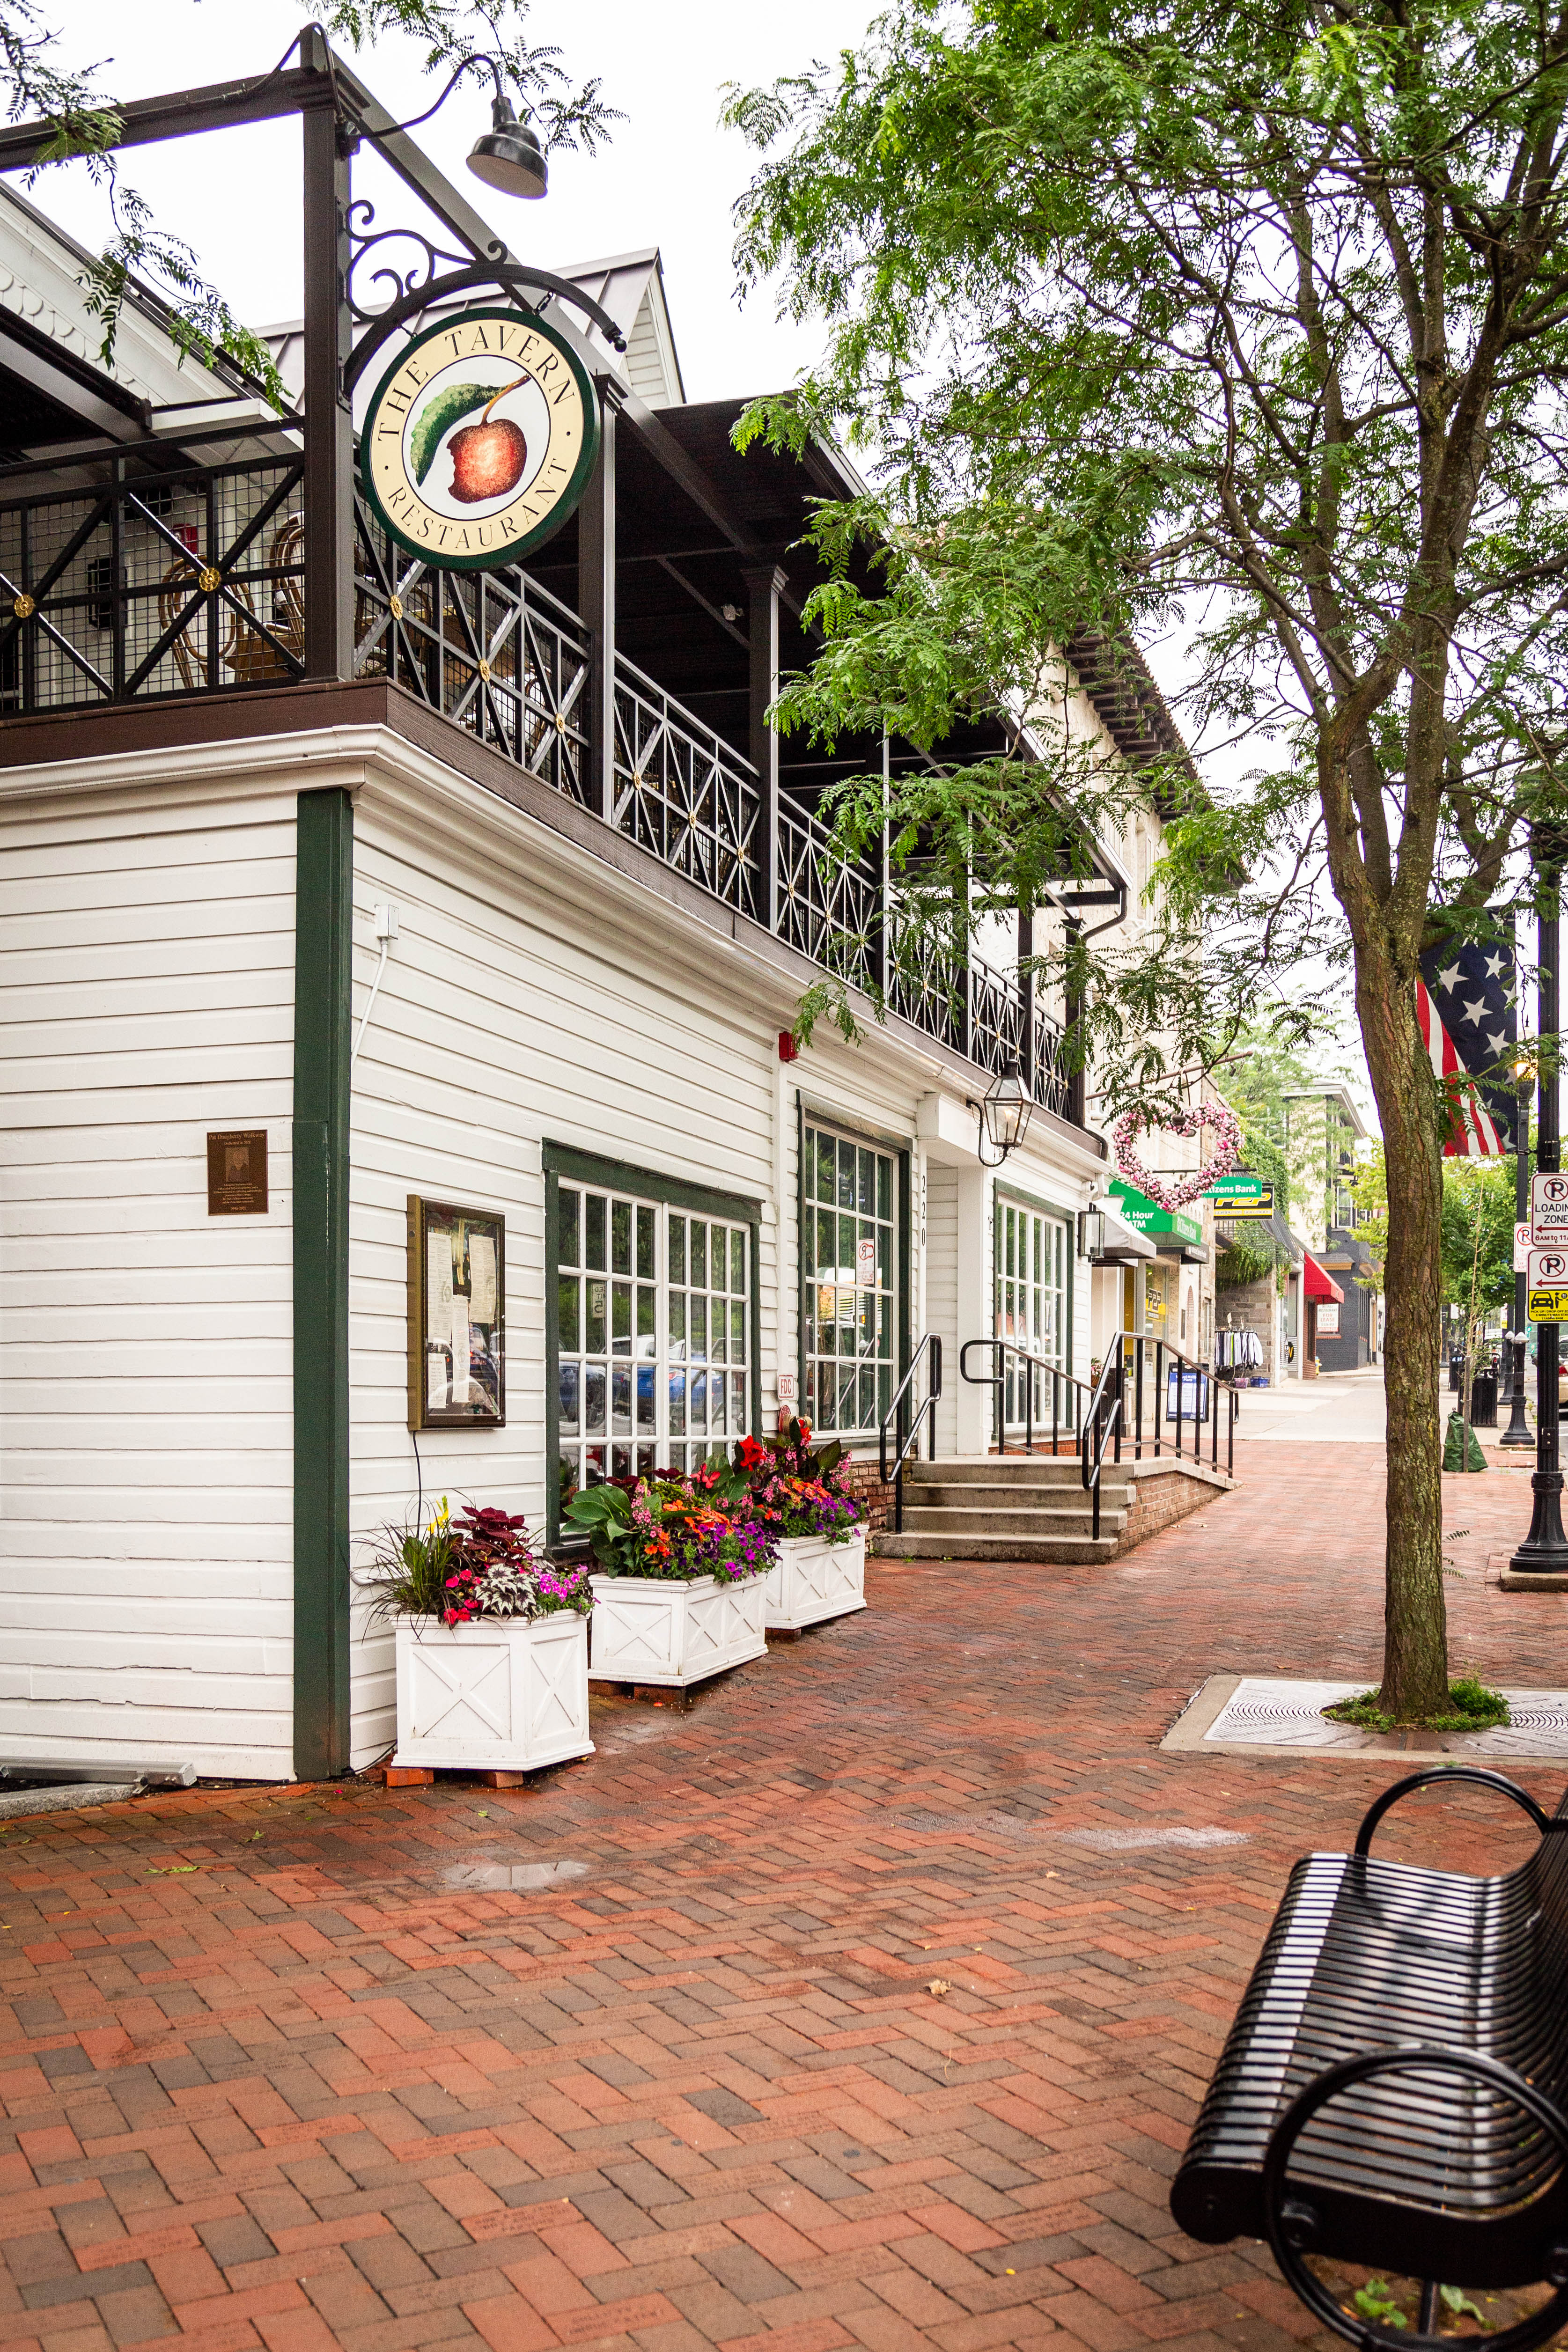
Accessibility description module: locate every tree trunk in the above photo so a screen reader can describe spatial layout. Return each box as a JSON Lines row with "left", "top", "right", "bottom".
{"left": 1355, "top": 939, "right": 1450, "bottom": 1718}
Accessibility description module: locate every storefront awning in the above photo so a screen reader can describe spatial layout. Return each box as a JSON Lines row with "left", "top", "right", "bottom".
{"left": 1093, "top": 1198, "right": 1157, "bottom": 1263}
{"left": 1303, "top": 1252, "right": 1345, "bottom": 1305}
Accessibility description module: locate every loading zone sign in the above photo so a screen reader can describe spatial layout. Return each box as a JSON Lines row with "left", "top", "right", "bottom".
{"left": 1532, "top": 1172, "right": 1568, "bottom": 1244}
{"left": 1528, "top": 1248, "right": 1568, "bottom": 1323}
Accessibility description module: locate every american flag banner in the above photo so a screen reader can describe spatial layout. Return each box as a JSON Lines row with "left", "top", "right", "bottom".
{"left": 1416, "top": 927, "right": 1518, "bottom": 1158}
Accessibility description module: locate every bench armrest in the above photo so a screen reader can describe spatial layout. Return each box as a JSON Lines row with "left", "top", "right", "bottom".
{"left": 1354, "top": 1766, "right": 1552, "bottom": 1857}
{"left": 1262, "top": 2045, "right": 1568, "bottom": 2352}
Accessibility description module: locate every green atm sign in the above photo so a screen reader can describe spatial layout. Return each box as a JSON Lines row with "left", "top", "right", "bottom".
{"left": 1109, "top": 1177, "right": 1204, "bottom": 1247}
{"left": 1205, "top": 1171, "right": 1275, "bottom": 1218}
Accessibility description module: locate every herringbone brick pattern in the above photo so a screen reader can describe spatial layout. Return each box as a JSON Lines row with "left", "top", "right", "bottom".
{"left": 0, "top": 1440, "right": 1553, "bottom": 2352}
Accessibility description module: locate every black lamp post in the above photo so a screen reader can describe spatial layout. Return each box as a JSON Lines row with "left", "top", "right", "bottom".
{"left": 1510, "top": 831, "right": 1568, "bottom": 1569}
{"left": 1501, "top": 1052, "right": 1534, "bottom": 1445}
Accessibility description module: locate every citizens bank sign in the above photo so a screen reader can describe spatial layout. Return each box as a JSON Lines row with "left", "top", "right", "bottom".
{"left": 360, "top": 307, "right": 599, "bottom": 571}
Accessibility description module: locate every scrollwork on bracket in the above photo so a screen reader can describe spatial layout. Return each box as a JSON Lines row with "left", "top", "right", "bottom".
{"left": 346, "top": 201, "right": 473, "bottom": 323}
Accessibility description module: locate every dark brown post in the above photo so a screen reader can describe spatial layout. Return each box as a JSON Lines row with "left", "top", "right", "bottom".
{"left": 1018, "top": 901, "right": 1036, "bottom": 1098}
{"left": 578, "top": 381, "right": 619, "bottom": 824}
{"left": 744, "top": 563, "right": 786, "bottom": 932}
{"left": 1065, "top": 915, "right": 1087, "bottom": 1126}
{"left": 301, "top": 27, "right": 353, "bottom": 681}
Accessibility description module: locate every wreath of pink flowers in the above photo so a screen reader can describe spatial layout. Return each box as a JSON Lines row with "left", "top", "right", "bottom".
{"left": 1112, "top": 1099, "right": 1243, "bottom": 1212}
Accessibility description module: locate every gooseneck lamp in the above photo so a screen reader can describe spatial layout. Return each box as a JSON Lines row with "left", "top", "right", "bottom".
{"left": 467, "top": 92, "right": 548, "bottom": 200}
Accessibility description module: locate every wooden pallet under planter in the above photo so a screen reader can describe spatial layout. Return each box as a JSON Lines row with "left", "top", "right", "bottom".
{"left": 764, "top": 1528, "right": 867, "bottom": 1632}
{"left": 588, "top": 1571, "right": 767, "bottom": 1689}
{"left": 392, "top": 1611, "right": 593, "bottom": 1774}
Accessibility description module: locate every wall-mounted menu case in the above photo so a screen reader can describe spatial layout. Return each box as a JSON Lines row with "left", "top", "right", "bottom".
{"left": 407, "top": 1195, "right": 505, "bottom": 1429}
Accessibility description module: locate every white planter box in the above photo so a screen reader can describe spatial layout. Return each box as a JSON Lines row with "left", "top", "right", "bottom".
{"left": 588, "top": 1572, "right": 767, "bottom": 1688}
{"left": 393, "top": 1611, "right": 593, "bottom": 1772}
{"left": 764, "top": 1527, "right": 868, "bottom": 1631}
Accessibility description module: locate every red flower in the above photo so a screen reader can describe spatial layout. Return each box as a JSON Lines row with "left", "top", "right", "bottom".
{"left": 736, "top": 1435, "right": 767, "bottom": 1471}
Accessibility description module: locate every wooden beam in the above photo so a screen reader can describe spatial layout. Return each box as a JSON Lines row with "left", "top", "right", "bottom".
{"left": 578, "top": 382, "right": 620, "bottom": 824}
{"left": 744, "top": 564, "right": 786, "bottom": 931}
{"left": 301, "top": 40, "right": 353, "bottom": 682}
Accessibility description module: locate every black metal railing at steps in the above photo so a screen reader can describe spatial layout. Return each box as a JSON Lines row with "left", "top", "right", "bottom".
{"left": 878, "top": 1335, "right": 943, "bottom": 1536}
{"left": 960, "top": 1330, "right": 1240, "bottom": 1542}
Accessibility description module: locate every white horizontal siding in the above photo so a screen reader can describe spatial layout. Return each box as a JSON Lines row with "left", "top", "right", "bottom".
{"left": 346, "top": 798, "right": 780, "bottom": 1766}
{"left": 0, "top": 788, "right": 296, "bottom": 1779}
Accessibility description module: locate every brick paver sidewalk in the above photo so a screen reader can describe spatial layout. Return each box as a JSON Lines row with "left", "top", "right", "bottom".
{"left": 1, "top": 1440, "right": 1558, "bottom": 2352}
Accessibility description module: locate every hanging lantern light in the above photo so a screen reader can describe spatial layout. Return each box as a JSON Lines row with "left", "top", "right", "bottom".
{"left": 973, "top": 1062, "right": 1032, "bottom": 1166}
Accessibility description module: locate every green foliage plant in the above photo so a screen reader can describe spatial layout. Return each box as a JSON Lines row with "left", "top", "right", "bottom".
{"left": 1325, "top": 1676, "right": 1509, "bottom": 1733}
{"left": 724, "top": 0, "right": 1568, "bottom": 1720}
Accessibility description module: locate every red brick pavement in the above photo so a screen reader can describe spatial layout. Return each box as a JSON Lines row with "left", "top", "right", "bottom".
{"left": 0, "top": 1439, "right": 1560, "bottom": 2352}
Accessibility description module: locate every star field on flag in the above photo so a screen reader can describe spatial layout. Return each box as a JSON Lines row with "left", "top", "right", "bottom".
{"left": 1416, "top": 926, "right": 1518, "bottom": 1157}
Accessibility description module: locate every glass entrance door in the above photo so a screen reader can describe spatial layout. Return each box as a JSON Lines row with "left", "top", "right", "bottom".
{"left": 995, "top": 1197, "right": 1068, "bottom": 1430}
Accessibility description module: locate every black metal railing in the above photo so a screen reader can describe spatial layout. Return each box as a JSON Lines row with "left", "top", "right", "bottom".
{"left": 613, "top": 652, "right": 761, "bottom": 920}
{"left": 878, "top": 1334, "right": 943, "bottom": 1535}
{"left": 0, "top": 455, "right": 306, "bottom": 713}
{"left": 4, "top": 456, "right": 1081, "bottom": 1119}
{"left": 355, "top": 501, "right": 591, "bottom": 796}
{"left": 961, "top": 1329, "right": 1239, "bottom": 1540}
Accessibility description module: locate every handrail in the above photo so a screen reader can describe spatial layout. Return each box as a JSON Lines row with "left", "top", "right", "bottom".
{"left": 957, "top": 1328, "right": 1241, "bottom": 1539}
{"left": 1081, "top": 1349, "right": 1124, "bottom": 1540}
{"left": 878, "top": 1334, "right": 943, "bottom": 1535}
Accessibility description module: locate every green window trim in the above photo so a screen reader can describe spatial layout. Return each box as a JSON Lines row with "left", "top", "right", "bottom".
{"left": 543, "top": 1142, "right": 763, "bottom": 1543}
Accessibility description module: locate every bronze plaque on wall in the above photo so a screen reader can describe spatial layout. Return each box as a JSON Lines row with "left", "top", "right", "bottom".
{"left": 207, "top": 1130, "right": 268, "bottom": 1215}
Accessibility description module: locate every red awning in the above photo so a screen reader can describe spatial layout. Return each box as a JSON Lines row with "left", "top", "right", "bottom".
{"left": 1303, "top": 1253, "right": 1345, "bottom": 1305}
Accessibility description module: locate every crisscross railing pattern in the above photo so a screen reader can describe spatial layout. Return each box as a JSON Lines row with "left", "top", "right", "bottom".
{"left": 611, "top": 658, "right": 761, "bottom": 919}
{"left": 777, "top": 797, "right": 879, "bottom": 987}
{"left": 354, "top": 503, "right": 590, "bottom": 802}
{"left": 0, "top": 457, "right": 305, "bottom": 713}
{"left": 4, "top": 458, "right": 1082, "bottom": 1122}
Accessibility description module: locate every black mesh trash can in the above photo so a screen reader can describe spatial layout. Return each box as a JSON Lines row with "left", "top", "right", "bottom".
{"left": 1470, "top": 1369, "right": 1498, "bottom": 1427}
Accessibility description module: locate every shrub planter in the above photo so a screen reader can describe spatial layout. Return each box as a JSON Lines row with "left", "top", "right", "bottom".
{"left": 393, "top": 1611, "right": 593, "bottom": 1772}
{"left": 764, "top": 1528, "right": 867, "bottom": 1632}
{"left": 588, "top": 1572, "right": 767, "bottom": 1688}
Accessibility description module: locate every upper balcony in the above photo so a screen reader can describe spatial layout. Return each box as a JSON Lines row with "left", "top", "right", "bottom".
{"left": 0, "top": 37, "right": 1141, "bottom": 1139}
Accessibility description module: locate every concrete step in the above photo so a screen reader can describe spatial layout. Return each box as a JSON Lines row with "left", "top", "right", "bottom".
{"left": 871, "top": 1530, "right": 1121, "bottom": 1564}
{"left": 905, "top": 1457, "right": 1084, "bottom": 1486}
{"left": 909, "top": 1480, "right": 1133, "bottom": 1512}
{"left": 903, "top": 1504, "right": 1128, "bottom": 1537}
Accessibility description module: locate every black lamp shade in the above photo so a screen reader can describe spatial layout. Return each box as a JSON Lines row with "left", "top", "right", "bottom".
{"left": 981, "top": 1062, "right": 1032, "bottom": 1157}
{"left": 467, "top": 97, "right": 548, "bottom": 200}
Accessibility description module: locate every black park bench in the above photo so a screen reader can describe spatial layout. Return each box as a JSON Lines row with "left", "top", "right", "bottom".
{"left": 1170, "top": 1767, "right": 1568, "bottom": 2352}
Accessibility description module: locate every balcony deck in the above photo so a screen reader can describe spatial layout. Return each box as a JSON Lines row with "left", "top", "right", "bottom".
{"left": 0, "top": 452, "right": 1077, "bottom": 1123}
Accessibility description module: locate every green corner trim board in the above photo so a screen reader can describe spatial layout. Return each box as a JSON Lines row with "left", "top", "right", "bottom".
{"left": 1109, "top": 1176, "right": 1204, "bottom": 1248}
{"left": 292, "top": 787, "right": 353, "bottom": 1780}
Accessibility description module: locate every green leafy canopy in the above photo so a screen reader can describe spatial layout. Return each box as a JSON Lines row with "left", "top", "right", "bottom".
{"left": 725, "top": 0, "right": 1568, "bottom": 1714}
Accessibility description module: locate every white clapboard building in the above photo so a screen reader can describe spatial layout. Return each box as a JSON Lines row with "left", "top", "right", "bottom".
{"left": 0, "top": 39, "right": 1220, "bottom": 1780}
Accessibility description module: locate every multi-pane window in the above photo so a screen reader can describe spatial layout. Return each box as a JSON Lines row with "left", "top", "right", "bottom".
{"left": 555, "top": 1177, "right": 752, "bottom": 1499}
{"left": 995, "top": 1198, "right": 1068, "bottom": 1427}
{"left": 801, "top": 1122, "right": 898, "bottom": 1437}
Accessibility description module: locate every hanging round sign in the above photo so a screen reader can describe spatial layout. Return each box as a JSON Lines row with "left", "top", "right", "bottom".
{"left": 359, "top": 306, "right": 598, "bottom": 571}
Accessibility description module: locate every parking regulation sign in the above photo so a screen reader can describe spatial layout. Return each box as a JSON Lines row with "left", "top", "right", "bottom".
{"left": 1516, "top": 1220, "right": 1533, "bottom": 1272}
{"left": 1528, "top": 1247, "right": 1568, "bottom": 1322}
{"left": 1531, "top": 1172, "right": 1568, "bottom": 1243}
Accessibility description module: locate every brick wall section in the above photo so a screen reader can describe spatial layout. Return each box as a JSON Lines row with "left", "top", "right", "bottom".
{"left": 1118, "top": 1461, "right": 1231, "bottom": 1553}
{"left": 839, "top": 1455, "right": 894, "bottom": 1532}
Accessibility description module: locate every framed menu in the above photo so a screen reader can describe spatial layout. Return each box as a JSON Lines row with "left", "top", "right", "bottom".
{"left": 407, "top": 1195, "right": 505, "bottom": 1428}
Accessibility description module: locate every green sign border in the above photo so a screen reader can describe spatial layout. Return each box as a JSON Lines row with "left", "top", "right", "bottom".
{"left": 360, "top": 306, "right": 601, "bottom": 573}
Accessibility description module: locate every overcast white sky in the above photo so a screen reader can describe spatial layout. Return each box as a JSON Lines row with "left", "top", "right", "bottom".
{"left": 24, "top": 0, "right": 877, "bottom": 399}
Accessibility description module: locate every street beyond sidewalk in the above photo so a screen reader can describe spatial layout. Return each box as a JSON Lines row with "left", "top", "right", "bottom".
{"left": 0, "top": 1440, "right": 1560, "bottom": 2352}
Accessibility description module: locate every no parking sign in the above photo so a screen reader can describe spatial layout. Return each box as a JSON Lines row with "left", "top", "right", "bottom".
{"left": 1527, "top": 1246, "right": 1568, "bottom": 1323}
